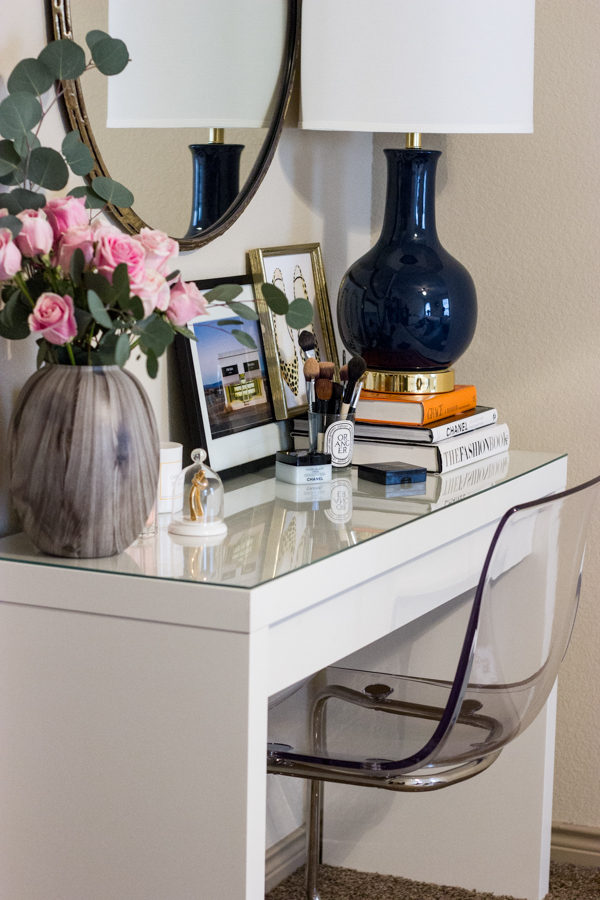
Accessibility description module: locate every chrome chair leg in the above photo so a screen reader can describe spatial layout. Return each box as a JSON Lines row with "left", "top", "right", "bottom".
{"left": 305, "top": 778, "right": 323, "bottom": 900}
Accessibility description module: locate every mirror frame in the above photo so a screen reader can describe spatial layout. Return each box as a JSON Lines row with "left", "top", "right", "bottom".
{"left": 46, "top": 0, "right": 300, "bottom": 250}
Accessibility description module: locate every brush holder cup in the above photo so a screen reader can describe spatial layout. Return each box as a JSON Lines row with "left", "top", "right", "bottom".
{"left": 307, "top": 410, "right": 355, "bottom": 467}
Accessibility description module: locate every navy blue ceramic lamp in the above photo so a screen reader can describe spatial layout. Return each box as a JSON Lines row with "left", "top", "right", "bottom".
{"left": 301, "top": 0, "right": 536, "bottom": 393}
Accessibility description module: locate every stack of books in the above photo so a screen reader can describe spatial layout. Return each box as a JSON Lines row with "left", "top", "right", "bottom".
{"left": 291, "top": 383, "right": 510, "bottom": 474}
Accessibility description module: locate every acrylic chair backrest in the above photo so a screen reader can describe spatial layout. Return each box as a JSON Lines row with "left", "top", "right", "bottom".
{"left": 267, "top": 477, "right": 600, "bottom": 777}
{"left": 416, "top": 475, "right": 600, "bottom": 770}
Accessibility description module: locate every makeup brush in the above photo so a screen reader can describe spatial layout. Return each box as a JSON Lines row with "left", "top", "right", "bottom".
{"left": 303, "top": 357, "right": 320, "bottom": 410}
{"left": 348, "top": 379, "right": 365, "bottom": 417}
{"left": 319, "top": 360, "right": 335, "bottom": 382}
{"left": 330, "top": 381, "right": 343, "bottom": 415}
{"left": 314, "top": 378, "right": 333, "bottom": 451}
{"left": 339, "top": 364, "right": 348, "bottom": 384}
{"left": 298, "top": 330, "right": 316, "bottom": 359}
{"left": 341, "top": 356, "right": 367, "bottom": 420}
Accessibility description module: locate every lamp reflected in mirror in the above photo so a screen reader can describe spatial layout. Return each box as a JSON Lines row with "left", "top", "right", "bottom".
{"left": 107, "top": 0, "right": 285, "bottom": 235}
{"left": 51, "top": 0, "right": 298, "bottom": 247}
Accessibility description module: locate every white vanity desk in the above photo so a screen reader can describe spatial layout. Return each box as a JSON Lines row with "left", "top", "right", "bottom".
{"left": 0, "top": 450, "right": 566, "bottom": 900}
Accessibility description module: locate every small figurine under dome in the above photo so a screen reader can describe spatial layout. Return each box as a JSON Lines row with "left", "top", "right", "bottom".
{"left": 168, "top": 449, "right": 227, "bottom": 537}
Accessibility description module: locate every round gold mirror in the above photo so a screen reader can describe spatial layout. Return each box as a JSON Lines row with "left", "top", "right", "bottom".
{"left": 47, "top": 0, "right": 300, "bottom": 249}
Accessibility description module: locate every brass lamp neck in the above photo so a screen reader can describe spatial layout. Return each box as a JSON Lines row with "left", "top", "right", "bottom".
{"left": 209, "top": 128, "right": 225, "bottom": 144}
{"left": 406, "top": 132, "right": 422, "bottom": 149}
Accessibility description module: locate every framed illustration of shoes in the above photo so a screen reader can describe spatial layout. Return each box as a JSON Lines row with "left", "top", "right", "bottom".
{"left": 248, "top": 243, "right": 339, "bottom": 420}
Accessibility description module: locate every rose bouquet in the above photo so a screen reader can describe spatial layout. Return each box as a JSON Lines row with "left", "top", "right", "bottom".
{"left": 0, "top": 33, "right": 313, "bottom": 376}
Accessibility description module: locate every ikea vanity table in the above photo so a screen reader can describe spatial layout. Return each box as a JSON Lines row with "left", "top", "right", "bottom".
{"left": 0, "top": 450, "right": 565, "bottom": 900}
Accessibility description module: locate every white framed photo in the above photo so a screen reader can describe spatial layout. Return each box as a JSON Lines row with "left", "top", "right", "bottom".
{"left": 174, "top": 274, "right": 288, "bottom": 472}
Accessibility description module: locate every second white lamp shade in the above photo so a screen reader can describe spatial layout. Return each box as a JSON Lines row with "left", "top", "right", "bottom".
{"left": 107, "top": 0, "right": 286, "bottom": 129}
{"left": 301, "top": 0, "right": 535, "bottom": 133}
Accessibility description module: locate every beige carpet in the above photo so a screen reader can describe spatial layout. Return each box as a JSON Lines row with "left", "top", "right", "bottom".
{"left": 266, "top": 862, "right": 600, "bottom": 900}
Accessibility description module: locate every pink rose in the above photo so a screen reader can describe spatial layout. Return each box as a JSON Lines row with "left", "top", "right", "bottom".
{"left": 15, "top": 212, "right": 53, "bottom": 258}
{"left": 91, "top": 221, "right": 121, "bottom": 239}
{"left": 133, "top": 228, "right": 179, "bottom": 276}
{"left": 57, "top": 224, "right": 95, "bottom": 272}
{"left": 94, "top": 230, "right": 147, "bottom": 289}
{"left": 136, "top": 269, "right": 170, "bottom": 318}
{"left": 0, "top": 229, "right": 22, "bottom": 280}
{"left": 166, "top": 277, "right": 208, "bottom": 326}
{"left": 0, "top": 208, "right": 8, "bottom": 218}
{"left": 45, "top": 196, "right": 89, "bottom": 239}
{"left": 28, "top": 292, "right": 77, "bottom": 345}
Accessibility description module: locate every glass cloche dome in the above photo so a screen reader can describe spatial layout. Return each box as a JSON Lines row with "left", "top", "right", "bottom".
{"left": 168, "top": 449, "right": 227, "bottom": 537}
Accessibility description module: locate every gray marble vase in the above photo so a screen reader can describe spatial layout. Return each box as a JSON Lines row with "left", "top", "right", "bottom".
{"left": 8, "top": 365, "right": 159, "bottom": 558}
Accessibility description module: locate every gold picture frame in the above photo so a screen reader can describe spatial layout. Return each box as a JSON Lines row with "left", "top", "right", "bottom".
{"left": 248, "top": 243, "right": 338, "bottom": 420}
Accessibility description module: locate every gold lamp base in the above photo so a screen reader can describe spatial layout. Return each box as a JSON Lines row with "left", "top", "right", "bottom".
{"left": 363, "top": 369, "right": 455, "bottom": 394}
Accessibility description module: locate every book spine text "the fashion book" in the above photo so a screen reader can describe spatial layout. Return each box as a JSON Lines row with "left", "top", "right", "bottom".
{"left": 440, "top": 423, "right": 510, "bottom": 472}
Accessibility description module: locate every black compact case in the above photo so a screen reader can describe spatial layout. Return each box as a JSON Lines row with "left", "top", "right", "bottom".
{"left": 357, "top": 461, "right": 427, "bottom": 486}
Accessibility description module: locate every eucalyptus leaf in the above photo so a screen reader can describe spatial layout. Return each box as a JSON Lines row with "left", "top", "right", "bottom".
{"left": 0, "top": 171, "right": 19, "bottom": 185}
{"left": 90, "top": 176, "right": 134, "bottom": 208}
{"left": 2, "top": 292, "right": 30, "bottom": 329}
{"left": 83, "top": 271, "right": 112, "bottom": 302}
{"left": 127, "top": 295, "right": 145, "bottom": 321}
{"left": 261, "top": 282, "right": 289, "bottom": 315}
{"left": 97, "top": 330, "right": 120, "bottom": 363}
{"left": 173, "top": 325, "right": 197, "bottom": 341}
{"left": 38, "top": 39, "right": 87, "bottom": 81}
{"left": 231, "top": 329, "right": 257, "bottom": 350}
{"left": 62, "top": 129, "right": 94, "bottom": 176}
{"left": 86, "top": 30, "right": 110, "bottom": 51}
{"left": 112, "top": 263, "right": 130, "bottom": 309}
{"left": 0, "top": 293, "right": 30, "bottom": 339}
{"left": 70, "top": 247, "right": 85, "bottom": 286}
{"left": 216, "top": 319, "right": 242, "bottom": 326}
{"left": 0, "top": 92, "right": 42, "bottom": 140}
{"left": 285, "top": 297, "right": 314, "bottom": 330}
{"left": 165, "top": 269, "right": 180, "bottom": 282}
{"left": 73, "top": 305, "right": 93, "bottom": 337}
{"left": 28, "top": 146, "right": 69, "bottom": 190}
{"left": 0, "top": 140, "right": 22, "bottom": 176}
{"left": 203, "top": 284, "right": 243, "bottom": 305}
{"left": 91, "top": 37, "right": 129, "bottom": 76}
{"left": 0, "top": 317, "right": 30, "bottom": 340}
{"left": 114, "top": 332, "right": 130, "bottom": 367}
{"left": 68, "top": 185, "right": 105, "bottom": 209}
{"left": 24, "top": 271, "right": 46, "bottom": 300}
{"left": 145, "top": 347, "right": 159, "bottom": 379}
{"left": 36, "top": 338, "right": 48, "bottom": 369}
{"left": 8, "top": 58, "right": 54, "bottom": 96}
{"left": 0, "top": 215, "right": 23, "bottom": 238}
{"left": 13, "top": 131, "right": 40, "bottom": 159}
{"left": 2, "top": 188, "right": 46, "bottom": 214}
{"left": 134, "top": 313, "right": 173, "bottom": 356}
{"left": 227, "top": 301, "right": 259, "bottom": 321}
{"left": 87, "top": 289, "right": 113, "bottom": 330}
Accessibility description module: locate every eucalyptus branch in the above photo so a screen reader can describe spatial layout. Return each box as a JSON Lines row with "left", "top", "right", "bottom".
{"left": 35, "top": 86, "right": 65, "bottom": 136}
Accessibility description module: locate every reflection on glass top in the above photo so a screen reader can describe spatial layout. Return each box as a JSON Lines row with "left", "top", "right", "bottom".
{"left": 0, "top": 451, "right": 565, "bottom": 590}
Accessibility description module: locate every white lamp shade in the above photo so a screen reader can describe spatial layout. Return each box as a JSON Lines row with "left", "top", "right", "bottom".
{"left": 301, "top": 0, "right": 535, "bottom": 133}
{"left": 107, "top": 0, "right": 286, "bottom": 129}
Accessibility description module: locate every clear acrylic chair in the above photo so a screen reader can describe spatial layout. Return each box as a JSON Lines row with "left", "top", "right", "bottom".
{"left": 267, "top": 476, "right": 600, "bottom": 900}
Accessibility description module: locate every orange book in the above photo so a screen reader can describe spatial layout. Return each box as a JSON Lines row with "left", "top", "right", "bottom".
{"left": 356, "top": 384, "right": 477, "bottom": 426}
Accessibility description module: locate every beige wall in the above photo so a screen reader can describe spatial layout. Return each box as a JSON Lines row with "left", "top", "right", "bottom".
{"left": 371, "top": 0, "right": 600, "bottom": 827}
{"left": 1, "top": 0, "right": 599, "bottom": 835}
